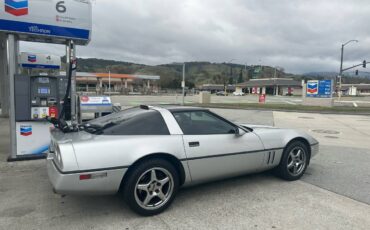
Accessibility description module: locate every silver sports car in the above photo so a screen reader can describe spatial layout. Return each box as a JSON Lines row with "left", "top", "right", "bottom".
{"left": 47, "top": 105, "right": 319, "bottom": 216}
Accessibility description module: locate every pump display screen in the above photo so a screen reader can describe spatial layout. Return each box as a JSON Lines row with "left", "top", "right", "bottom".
{"left": 38, "top": 87, "right": 50, "bottom": 95}
{"left": 38, "top": 78, "right": 50, "bottom": 84}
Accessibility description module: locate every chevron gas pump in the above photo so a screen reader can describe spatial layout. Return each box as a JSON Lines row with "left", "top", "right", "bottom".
{"left": 0, "top": 0, "right": 92, "bottom": 160}
{"left": 13, "top": 54, "right": 69, "bottom": 156}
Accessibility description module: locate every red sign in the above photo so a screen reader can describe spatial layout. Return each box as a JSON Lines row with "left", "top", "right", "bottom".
{"left": 49, "top": 106, "right": 58, "bottom": 118}
{"left": 259, "top": 94, "right": 266, "bottom": 103}
{"left": 81, "top": 96, "right": 89, "bottom": 102}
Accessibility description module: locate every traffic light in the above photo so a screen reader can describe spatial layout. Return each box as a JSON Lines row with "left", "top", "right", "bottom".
{"left": 355, "top": 70, "right": 359, "bottom": 75}
{"left": 363, "top": 60, "right": 366, "bottom": 68}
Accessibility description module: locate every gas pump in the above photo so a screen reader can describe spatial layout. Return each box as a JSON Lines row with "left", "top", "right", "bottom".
{"left": 14, "top": 76, "right": 67, "bottom": 156}
{"left": 0, "top": 0, "right": 92, "bottom": 161}
{"left": 15, "top": 75, "right": 68, "bottom": 121}
{"left": 13, "top": 52, "right": 70, "bottom": 157}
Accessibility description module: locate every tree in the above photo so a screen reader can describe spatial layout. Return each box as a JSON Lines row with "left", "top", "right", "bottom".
{"left": 238, "top": 69, "right": 243, "bottom": 83}
{"left": 228, "top": 77, "right": 234, "bottom": 85}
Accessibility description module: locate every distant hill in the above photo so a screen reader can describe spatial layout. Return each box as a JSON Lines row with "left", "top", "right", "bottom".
{"left": 71, "top": 58, "right": 370, "bottom": 88}
{"left": 303, "top": 72, "right": 338, "bottom": 78}
{"left": 72, "top": 58, "right": 288, "bottom": 88}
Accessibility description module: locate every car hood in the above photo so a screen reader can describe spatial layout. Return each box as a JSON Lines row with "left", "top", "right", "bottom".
{"left": 239, "top": 123, "right": 319, "bottom": 149}
{"left": 239, "top": 124, "right": 279, "bottom": 130}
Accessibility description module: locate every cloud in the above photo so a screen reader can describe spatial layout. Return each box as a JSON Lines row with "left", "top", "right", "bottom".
{"left": 20, "top": 0, "right": 370, "bottom": 74}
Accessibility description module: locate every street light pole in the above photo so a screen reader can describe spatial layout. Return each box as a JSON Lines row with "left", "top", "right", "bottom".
{"left": 339, "top": 39, "right": 358, "bottom": 100}
{"left": 109, "top": 70, "right": 111, "bottom": 94}
{"left": 339, "top": 45, "right": 344, "bottom": 100}
{"left": 227, "top": 59, "right": 235, "bottom": 94}
{"left": 106, "top": 67, "right": 111, "bottom": 95}
{"left": 172, "top": 62, "right": 186, "bottom": 105}
{"left": 244, "top": 62, "right": 248, "bottom": 81}
{"left": 182, "top": 63, "right": 185, "bottom": 105}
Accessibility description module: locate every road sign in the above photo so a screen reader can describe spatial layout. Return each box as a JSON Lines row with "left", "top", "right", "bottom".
{"left": 0, "top": 0, "right": 92, "bottom": 45}
{"left": 306, "top": 80, "right": 332, "bottom": 98}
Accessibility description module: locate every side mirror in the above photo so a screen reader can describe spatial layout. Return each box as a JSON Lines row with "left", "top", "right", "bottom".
{"left": 235, "top": 127, "right": 246, "bottom": 137}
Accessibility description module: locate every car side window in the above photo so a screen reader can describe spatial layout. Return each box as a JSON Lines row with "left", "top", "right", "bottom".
{"left": 101, "top": 110, "right": 170, "bottom": 135}
{"left": 173, "top": 111, "right": 236, "bottom": 135}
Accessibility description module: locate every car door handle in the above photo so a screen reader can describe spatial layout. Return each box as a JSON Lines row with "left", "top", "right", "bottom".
{"left": 189, "top": 141, "right": 200, "bottom": 147}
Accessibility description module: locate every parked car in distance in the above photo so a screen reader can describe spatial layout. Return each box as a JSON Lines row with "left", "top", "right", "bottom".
{"left": 47, "top": 105, "right": 319, "bottom": 216}
{"left": 216, "top": 91, "right": 228, "bottom": 96}
{"left": 233, "top": 91, "right": 245, "bottom": 96}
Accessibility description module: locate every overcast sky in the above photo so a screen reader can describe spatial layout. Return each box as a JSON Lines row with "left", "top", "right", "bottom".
{"left": 20, "top": 0, "right": 370, "bottom": 74}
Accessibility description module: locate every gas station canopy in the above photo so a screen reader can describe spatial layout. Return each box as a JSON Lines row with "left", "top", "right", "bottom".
{"left": 60, "top": 72, "right": 161, "bottom": 80}
{"left": 0, "top": 0, "right": 92, "bottom": 45}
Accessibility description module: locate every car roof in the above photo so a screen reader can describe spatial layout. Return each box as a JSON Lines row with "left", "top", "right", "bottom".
{"left": 146, "top": 104, "right": 209, "bottom": 112}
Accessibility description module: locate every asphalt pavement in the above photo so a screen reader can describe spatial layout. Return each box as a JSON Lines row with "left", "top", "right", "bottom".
{"left": 0, "top": 106, "right": 370, "bottom": 229}
{"left": 0, "top": 158, "right": 369, "bottom": 230}
{"left": 274, "top": 111, "right": 370, "bottom": 205}
{"left": 303, "top": 145, "right": 370, "bottom": 204}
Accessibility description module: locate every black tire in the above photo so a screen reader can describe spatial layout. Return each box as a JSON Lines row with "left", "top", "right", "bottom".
{"left": 122, "top": 158, "right": 179, "bottom": 216}
{"left": 274, "top": 141, "right": 310, "bottom": 181}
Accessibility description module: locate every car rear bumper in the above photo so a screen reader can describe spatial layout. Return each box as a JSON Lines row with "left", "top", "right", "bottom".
{"left": 311, "top": 142, "right": 319, "bottom": 158}
{"left": 46, "top": 155, "right": 127, "bottom": 195}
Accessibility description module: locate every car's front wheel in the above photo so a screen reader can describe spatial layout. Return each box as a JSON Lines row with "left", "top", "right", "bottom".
{"left": 275, "top": 141, "right": 310, "bottom": 181}
{"left": 123, "top": 159, "right": 179, "bottom": 216}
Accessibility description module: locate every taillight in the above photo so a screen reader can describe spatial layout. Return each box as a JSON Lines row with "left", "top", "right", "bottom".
{"left": 79, "top": 172, "right": 107, "bottom": 180}
{"left": 79, "top": 174, "right": 92, "bottom": 180}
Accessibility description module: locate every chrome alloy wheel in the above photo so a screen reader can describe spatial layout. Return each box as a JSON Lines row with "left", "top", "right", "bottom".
{"left": 287, "top": 147, "right": 307, "bottom": 176}
{"left": 134, "top": 167, "right": 174, "bottom": 210}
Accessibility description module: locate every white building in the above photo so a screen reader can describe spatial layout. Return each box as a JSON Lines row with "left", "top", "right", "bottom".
{"left": 341, "top": 84, "right": 370, "bottom": 96}
{"left": 235, "top": 78, "right": 302, "bottom": 96}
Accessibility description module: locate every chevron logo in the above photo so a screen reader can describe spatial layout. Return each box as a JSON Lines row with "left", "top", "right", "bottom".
{"left": 5, "top": 0, "right": 28, "bottom": 16}
{"left": 28, "top": 54, "right": 36, "bottom": 63}
{"left": 20, "top": 125, "right": 32, "bottom": 136}
{"left": 307, "top": 81, "right": 318, "bottom": 95}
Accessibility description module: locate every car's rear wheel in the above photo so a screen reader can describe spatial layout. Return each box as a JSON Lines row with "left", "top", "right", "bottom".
{"left": 123, "top": 159, "right": 179, "bottom": 216}
{"left": 275, "top": 141, "right": 309, "bottom": 181}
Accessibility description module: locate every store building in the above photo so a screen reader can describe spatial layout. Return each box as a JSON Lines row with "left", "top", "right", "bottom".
{"left": 341, "top": 84, "right": 370, "bottom": 96}
{"left": 235, "top": 78, "right": 302, "bottom": 96}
